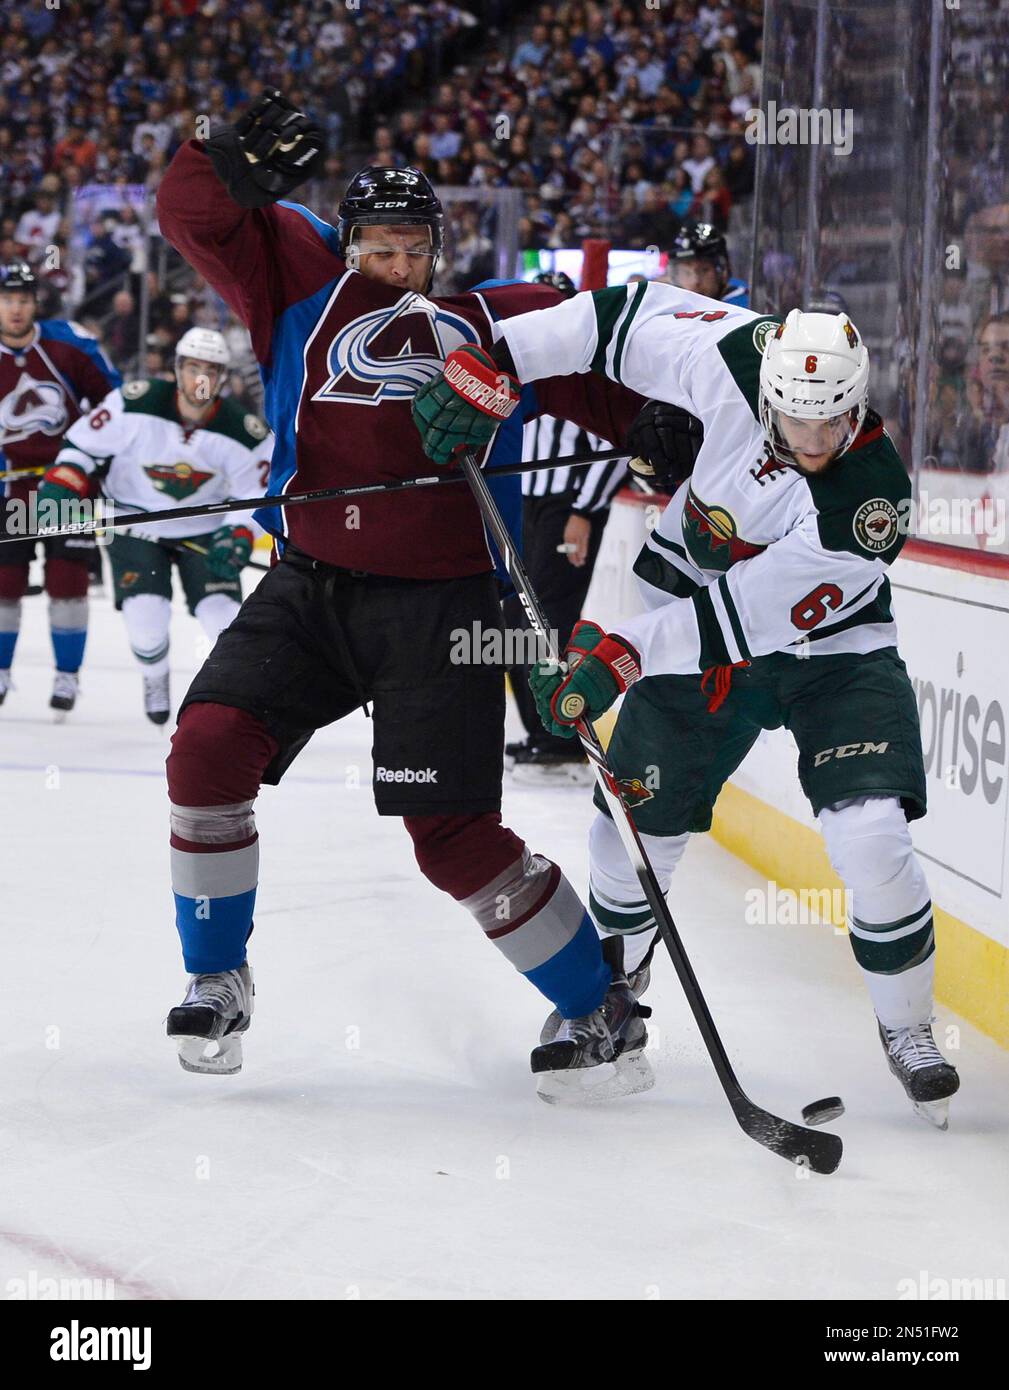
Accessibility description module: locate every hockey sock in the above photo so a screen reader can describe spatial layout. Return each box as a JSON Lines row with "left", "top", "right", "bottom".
{"left": 588, "top": 811, "right": 688, "bottom": 971}
{"left": 167, "top": 704, "right": 279, "bottom": 974}
{"left": 820, "top": 797, "right": 936, "bottom": 1028}
{"left": 122, "top": 593, "right": 171, "bottom": 676}
{"left": 468, "top": 852, "right": 610, "bottom": 1018}
{"left": 0, "top": 599, "right": 21, "bottom": 669}
{"left": 48, "top": 596, "right": 87, "bottom": 672}
{"left": 406, "top": 812, "right": 610, "bottom": 1019}
{"left": 170, "top": 800, "right": 259, "bottom": 973}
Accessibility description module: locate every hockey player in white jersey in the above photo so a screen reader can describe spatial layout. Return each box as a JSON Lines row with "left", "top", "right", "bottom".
{"left": 414, "top": 286, "right": 960, "bottom": 1126}
{"left": 43, "top": 329, "right": 273, "bottom": 723}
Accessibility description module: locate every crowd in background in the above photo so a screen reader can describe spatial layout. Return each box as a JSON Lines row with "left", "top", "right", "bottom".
{"left": 0, "top": 0, "right": 760, "bottom": 382}
{"left": 0, "top": 0, "right": 500, "bottom": 381}
{"left": 3, "top": 0, "right": 1008, "bottom": 479}
{"left": 361, "top": 0, "right": 762, "bottom": 268}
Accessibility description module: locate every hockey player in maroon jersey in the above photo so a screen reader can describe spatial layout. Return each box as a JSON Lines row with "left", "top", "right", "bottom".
{"left": 0, "top": 262, "right": 121, "bottom": 713}
{"left": 155, "top": 91, "right": 651, "bottom": 1093}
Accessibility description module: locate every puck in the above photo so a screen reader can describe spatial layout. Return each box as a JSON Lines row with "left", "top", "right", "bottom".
{"left": 802, "top": 1096, "right": 845, "bottom": 1127}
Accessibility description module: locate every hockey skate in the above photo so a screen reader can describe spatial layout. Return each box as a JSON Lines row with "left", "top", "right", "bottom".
{"left": 0, "top": 669, "right": 10, "bottom": 706}
{"left": 878, "top": 1018, "right": 959, "bottom": 1129}
{"left": 50, "top": 671, "right": 79, "bottom": 719}
{"left": 167, "top": 964, "right": 254, "bottom": 1075}
{"left": 505, "top": 735, "right": 594, "bottom": 787}
{"left": 143, "top": 671, "right": 170, "bottom": 726}
{"left": 542, "top": 939, "right": 658, "bottom": 1045}
{"left": 531, "top": 974, "right": 654, "bottom": 1104}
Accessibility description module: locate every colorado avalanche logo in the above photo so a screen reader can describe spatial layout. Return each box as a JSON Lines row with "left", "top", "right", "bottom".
{"left": 312, "top": 297, "right": 475, "bottom": 405}
{"left": 0, "top": 371, "right": 68, "bottom": 444}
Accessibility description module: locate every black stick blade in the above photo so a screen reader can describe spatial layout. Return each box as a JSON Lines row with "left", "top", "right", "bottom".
{"left": 732, "top": 1097, "right": 843, "bottom": 1174}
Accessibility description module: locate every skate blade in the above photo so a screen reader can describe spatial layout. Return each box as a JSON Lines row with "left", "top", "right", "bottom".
{"left": 510, "top": 762, "right": 594, "bottom": 788}
{"left": 51, "top": 707, "right": 71, "bottom": 723}
{"left": 176, "top": 1033, "right": 244, "bottom": 1075}
{"left": 536, "top": 1048, "right": 654, "bottom": 1105}
{"left": 912, "top": 1097, "right": 950, "bottom": 1130}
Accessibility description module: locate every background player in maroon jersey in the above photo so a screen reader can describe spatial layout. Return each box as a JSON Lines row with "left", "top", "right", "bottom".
{"left": 155, "top": 91, "right": 652, "bottom": 1091}
{"left": 0, "top": 262, "right": 121, "bottom": 714}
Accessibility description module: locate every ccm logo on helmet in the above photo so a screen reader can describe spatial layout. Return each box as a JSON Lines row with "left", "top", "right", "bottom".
{"left": 813, "top": 741, "right": 890, "bottom": 767}
{"left": 373, "top": 201, "right": 410, "bottom": 208}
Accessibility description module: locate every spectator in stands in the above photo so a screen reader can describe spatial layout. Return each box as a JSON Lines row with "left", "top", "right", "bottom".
{"left": 514, "top": 23, "right": 552, "bottom": 69}
{"left": 963, "top": 312, "right": 1009, "bottom": 472}
{"left": 133, "top": 100, "right": 174, "bottom": 156}
{"left": 683, "top": 133, "right": 717, "bottom": 193}
{"left": 51, "top": 126, "right": 98, "bottom": 178}
{"left": 624, "top": 185, "right": 683, "bottom": 250}
{"left": 83, "top": 216, "right": 132, "bottom": 316}
{"left": 691, "top": 166, "right": 732, "bottom": 231}
{"left": 430, "top": 112, "right": 463, "bottom": 162}
{"left": 106, "top": 289, "right": 140, "bottom": 366}
{"left": 724, "top": 139, "right": 756, "bottom": 200}
{"left": 14, "top": 187, "right": 61, "bottom": 262}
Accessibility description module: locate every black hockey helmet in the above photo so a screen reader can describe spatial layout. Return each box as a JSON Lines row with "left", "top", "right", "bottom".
{"left": 337, "top": 166, "right": 444, "bottom": 259}
{"left": 669, "top": 221, "right": 730, "bottom": 295}
{"left": 531, "top": 269, "right": 577, "bottom": 298}
{"left": 0, "top": 261, "right": 38, "bottom": 295}
{"left": 804, "top": 288, "right": 851, "bottom": 317}
{"left": 671, "top": 222, "right": 727, "bottom": 264}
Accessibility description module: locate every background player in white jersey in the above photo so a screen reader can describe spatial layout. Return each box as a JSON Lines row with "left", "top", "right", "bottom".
{"left": 40, "top": 328, "right": 272, "bottom": 724}
{"left": 415, "top": 288, "right": 961, "bottom": 1127}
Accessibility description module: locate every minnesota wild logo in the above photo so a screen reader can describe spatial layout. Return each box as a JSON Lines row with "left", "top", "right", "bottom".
{"left": 617, "top": 777, "right": 655, "bottom": 808}
{"left": 682, "top": 489, "right": 767, "bottom": 572}
{"left": 144, "top": 461, "right": 215, "bottom": 500}
{"left": 752, "top": 319, "right": 780, "bottom": 355}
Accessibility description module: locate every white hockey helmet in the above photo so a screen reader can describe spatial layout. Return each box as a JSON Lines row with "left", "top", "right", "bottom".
{"left": 175, "top": 326, "right": 231, "bottom": 369}
{"left": 758, "top": 309, "right": 869, "bottom": 465}
{"left": 174, "top": 327, "right": 230, "bottom": 403}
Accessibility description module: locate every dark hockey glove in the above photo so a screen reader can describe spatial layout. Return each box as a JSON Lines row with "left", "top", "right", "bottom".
{"left": 529, "top": 621, "right": 642, "bottom": 739}
{"left": 204, "top": 90, "right": 327, "bottom": 209}
{"left": 412, "top": 345, "right": 521, "bottom": 466}
{"left": 626, "top": 399, "right": 704, "bottom": 491}
{"left": 205, "top": 525, "right": 254, "bottom": 581}
{"left": 37, "top": 462, "right": 91, "bottom": 524}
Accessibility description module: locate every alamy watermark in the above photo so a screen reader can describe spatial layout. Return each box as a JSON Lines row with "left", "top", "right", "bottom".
{"left": 904, "top": 492, "right": 1006, "bottom": 547}
{"left": 2, "top": 495, "right": 114, "bottom": 547}
{"left": 745, "top": 101, "right": 853, "bottom": 156}
{"left": 897, "top": 1270, "right": 1007, "bottom": 1301}
{"left": 7, "top": 1271, "right": 115, "bottom": 1300}
{"left": 745, "top": 880, "right": 851, "bottom": 927}
{"left": 449, "top": 621, "right": 559, "bottom": 666}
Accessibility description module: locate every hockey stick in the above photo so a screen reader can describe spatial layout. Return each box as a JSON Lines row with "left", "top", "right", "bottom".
{"left": 111, "top": 527, "right": 272, "bottom": 574}
{"left": 458, "top": 449, "right": 842, "bottom": 1176}
{"left": 0, "top": 447, "right": 629, "bottom": 545}
{"left": 0, "top": 465, "right": 46, "bottom": 482}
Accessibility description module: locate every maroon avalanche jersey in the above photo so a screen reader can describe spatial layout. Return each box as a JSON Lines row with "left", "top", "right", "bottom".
{"left": 156, "top": 142, "right": 643, "bottom": 578}
{"left": 0, "top": 322, "right": 121, "bottom": 503}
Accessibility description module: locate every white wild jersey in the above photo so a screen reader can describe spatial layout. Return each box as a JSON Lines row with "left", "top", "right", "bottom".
{"left": 56, "top": 378, "right": 274, "bottom": 540}
{"left": 495, "top": 282, "right": 912, "bottom": 676}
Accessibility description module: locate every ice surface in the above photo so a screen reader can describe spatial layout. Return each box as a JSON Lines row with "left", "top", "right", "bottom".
{"left": 1, "top": 584, "right": 1007, "bottom": 1300}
